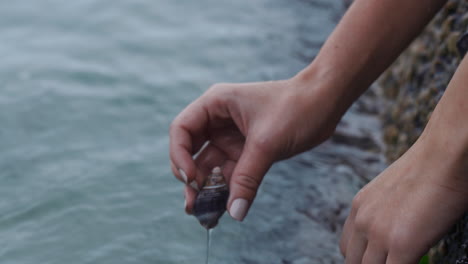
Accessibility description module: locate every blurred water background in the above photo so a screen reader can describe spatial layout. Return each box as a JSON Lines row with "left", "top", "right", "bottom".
{"left": 0, "top": 0, "right": 386, "bottom": 263}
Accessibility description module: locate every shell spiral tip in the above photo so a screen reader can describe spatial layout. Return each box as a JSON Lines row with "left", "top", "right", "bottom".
{"left": 212, "top": 167, "right": 222, "bottom": 174}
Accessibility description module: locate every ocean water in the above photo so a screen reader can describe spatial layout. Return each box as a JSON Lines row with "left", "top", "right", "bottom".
{"left": 0, "top": 0, "right": 385, "bottom": 263}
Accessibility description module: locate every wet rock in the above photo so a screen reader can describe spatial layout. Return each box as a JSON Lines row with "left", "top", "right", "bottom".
{"left": 458, "top": 32, "right": 468, "bottom": 57}
{"left": 429, "top": 214, "right": 468, "bottom": 263}
{"left": 461, "top": 13, "right": 468, "bottom": 28}
{"left": 330, "top": 131, "right": 380, "bottom": 152}
{"left": 448, "top": 32, "right": 462, "bottom": 56}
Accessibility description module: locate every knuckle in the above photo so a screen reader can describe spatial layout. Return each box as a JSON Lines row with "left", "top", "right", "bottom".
{"left": 388, "top": 226, "right": 412, "bottom": 253}
{"left": 351, "top": 192, "right": 364, "bottom": 212}
{"left": 250, "top": 136, "right": 274, "bottom": 154}
{"left": 367, "top": 222, "right": 390, "bottom": 246}
{"left": 205, "top": 83, "right": 231, "bottom": 106}
{"left": 353, "top": 211, "right": 369, "bottom": 233}
{"left": 233, "top": 173, "right": 261, "bottom": 195}
{"left": 207, "top": 83, "right": 231, "bottom": 97}
{"left": 367, "top": 222, "right": 384, "bottom": 240}
{"left": 208, "top": 83, "right": 224, "bottom": 91}
{"left": 169, "top": 113, "right": 187, "bottom": 134}
{"left": 206, "top": 83, "right": 220, "bottom": 93}
{"left": 211, "top": 94, "right": 229, "bottom": 109}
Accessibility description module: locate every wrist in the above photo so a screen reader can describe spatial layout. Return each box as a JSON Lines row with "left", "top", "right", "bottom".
{"left": 292, "top": 59, "right": 361, "bottom": 119}
{"left": 426, "top": 117, "right": 468, "bottom": 162}
{"left": 416, "top": 115, "right": 468, "bottom": 190}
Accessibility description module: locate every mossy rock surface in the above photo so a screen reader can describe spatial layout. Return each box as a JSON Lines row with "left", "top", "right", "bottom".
{"left": 376, "top": 0, "right": 468, "bottom": 262}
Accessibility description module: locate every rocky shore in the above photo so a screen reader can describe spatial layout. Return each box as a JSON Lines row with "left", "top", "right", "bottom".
{"left": 375, "top": 0, "right": 468, "bottom": 262}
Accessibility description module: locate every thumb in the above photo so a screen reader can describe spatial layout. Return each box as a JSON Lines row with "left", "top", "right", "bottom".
{"left": 228, "top": 140, "right": 274, "bottom": 221}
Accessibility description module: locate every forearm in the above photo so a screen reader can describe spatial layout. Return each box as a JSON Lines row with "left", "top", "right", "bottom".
{"left": 421, "top": 56, "right": 468, "bottom": 176}
{"left": 296, "top": 0, "right": 447, "bottom": 115}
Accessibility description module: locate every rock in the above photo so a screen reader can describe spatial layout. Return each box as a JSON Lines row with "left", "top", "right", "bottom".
{"left": 331, "top": 131, "right": 380, "bottom": 152}
{"left": 461, "top": 13, "right": 468, "bottom": 28}
{"left": 383, "top": 125, "right": 399, "bottom": 145}
{"left": 457, "top": 32, "right": 468, "bottom": 57}
{"left": 448, "top": 32, "right": 462, "bottom": 56}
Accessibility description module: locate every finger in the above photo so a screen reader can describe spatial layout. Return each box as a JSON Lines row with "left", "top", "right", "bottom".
{"left": 345, "top": 231, "right": 368, "bottom": 264}
{"left": 221, "top": 159, "right": 236, "bottom": 182}
{"left": 227, "top": 140, "right": 274, "bottom": 221}
{"left": 171, "top": 161, "right": 182, "bottom": 182}
{"left": 171, "top": 161, "right": 197, "bottom": 187}
{"left": 209, "top": 127, "right": 245, "bottom": 161}
{"left": 170, "top": 100, "right": 209, "bottom": 184}
{"left": 340, "top": 215, "right": 354, "bottom": 257}
{"left": 362, "top": 243, "right": 387, "bottom": 264}
{"left": 340, "top": 201, "right": 359, "bottom": 257}
{"left": 386, "top": 252, "right": 421, "bottom": 264}
{"left": 385, "top": 254, "right": 400, "bottom": 264}
{"left": 184, "top": 185, "right": 198, "bottom": 215}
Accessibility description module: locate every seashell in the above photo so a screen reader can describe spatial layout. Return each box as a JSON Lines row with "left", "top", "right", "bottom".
{"left": 193, "top": 167, "right": 229, "bottom": 229}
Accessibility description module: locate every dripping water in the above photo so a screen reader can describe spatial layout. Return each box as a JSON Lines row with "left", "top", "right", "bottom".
{"left": 206, "top": 229, "right": 213, "bottom": 264}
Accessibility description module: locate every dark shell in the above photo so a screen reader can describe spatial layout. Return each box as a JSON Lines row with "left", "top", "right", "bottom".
{"left": 193, "top": 185, "right": 229, "bottom": 229}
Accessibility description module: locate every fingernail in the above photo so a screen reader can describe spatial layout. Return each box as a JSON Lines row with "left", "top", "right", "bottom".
{"left": 229, "top": 198, "right": 249, "bottom": 221}
{"left": 183, "top": 188, "right": 189, "bottom": 215}
{"left": 179, "top": 168, "right": 188, "bottom": 183}
{"left": 189, "top": 181, "right": 199, "bottom": 191}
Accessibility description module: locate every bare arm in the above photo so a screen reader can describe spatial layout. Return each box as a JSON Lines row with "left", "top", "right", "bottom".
{"left": 340, "top": 54, "right": 468, "bottom": 264}
{"left": 170, "top": 2, "right": 456, "bottom": 263}
{"left": 171, "top": 0, "right": 449, "bottom": 221}
{"left": 423, "top": 55, "right": 468, "bottom": 175}
{"left": 296, "top": 0, "right": 448, "bottom": 117}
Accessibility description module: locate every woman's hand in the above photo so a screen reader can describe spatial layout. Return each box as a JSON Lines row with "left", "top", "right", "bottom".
{"left": 340, "top": 137, "right": 468, "bottom": 264}
{"left": 340, "top": 55, "right": 468, "bottom": 264}
{"left": 340, "top": 125, "right": 468, "bottom": 264}
{"left": 169, "top": 73, "right": 342, "bottom": 221}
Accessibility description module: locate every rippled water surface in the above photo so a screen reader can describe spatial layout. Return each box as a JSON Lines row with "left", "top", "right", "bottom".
{"left": 0, "top": 1, "right": 385, "bottom": 263}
